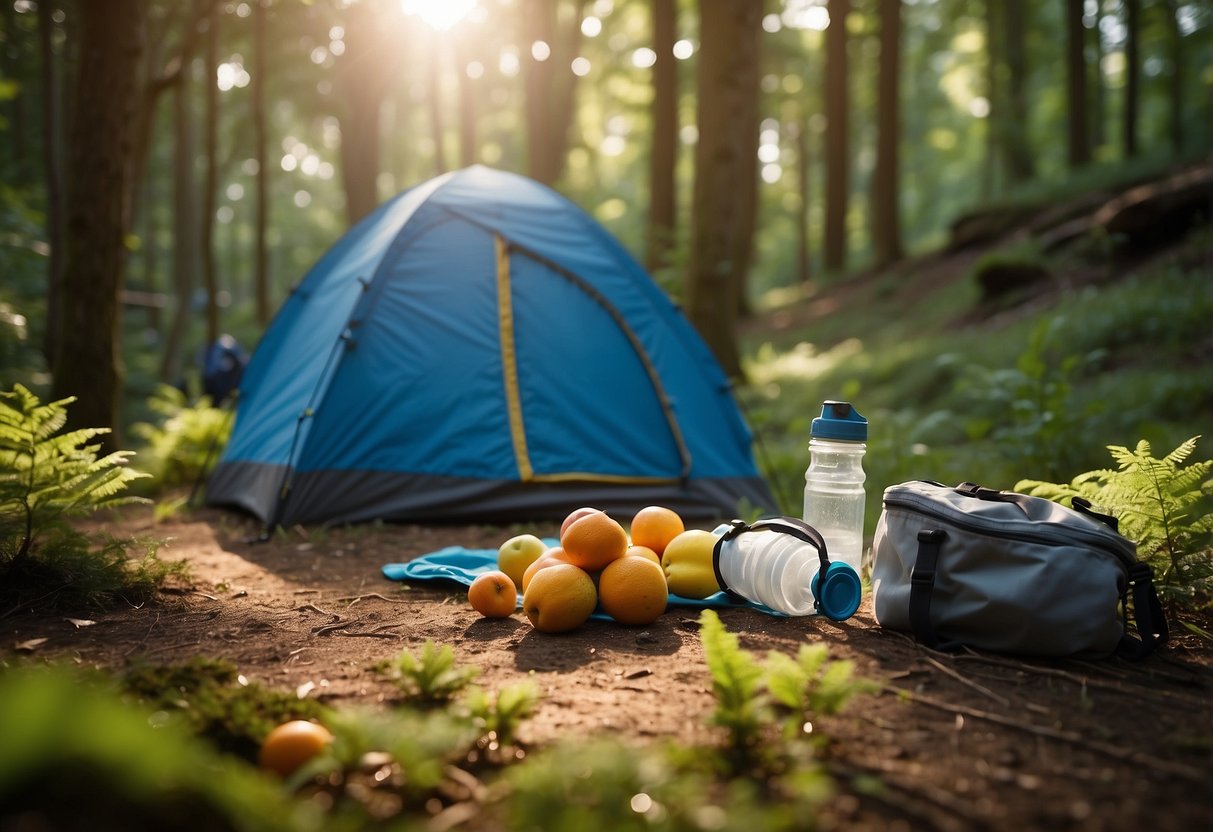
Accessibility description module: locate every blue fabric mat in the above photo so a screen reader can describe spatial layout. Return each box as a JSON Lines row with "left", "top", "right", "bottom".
{"left": 382, "top": 545, "right": 771, "bottom": 616}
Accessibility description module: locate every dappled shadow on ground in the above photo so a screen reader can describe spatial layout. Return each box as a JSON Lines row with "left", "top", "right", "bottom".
{"left": 4, "top": 504, "right": 1212, "bottom": 831}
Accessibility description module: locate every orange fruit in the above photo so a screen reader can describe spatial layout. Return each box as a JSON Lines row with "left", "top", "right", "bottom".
{"left": 561, "top": 511, "right": 628, "bottom": 571}
{"left": 522, "top": 563, "right": 598, "bottom": 633}
{"left": 598, "top": 556, "right": 668, "bottom": 626}
{"left": 560, "top": 506, "right": 602, "bottom": 537}
{"left": 629, "top": 506, "right": 685, "bottom": 557}
{"left": 625, "top": 544, "right": 662, "bottom": 566}
{"left": 467, "top": 570, "right": 517, "bottom": 618}
{"left": 259, "top": 720, "right": 334, "bottom": 777}
{"left": 522, "top": 547, "right": 571, "bottom": 592}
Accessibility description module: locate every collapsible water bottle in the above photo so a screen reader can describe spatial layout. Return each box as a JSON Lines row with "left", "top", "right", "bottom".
{"left": 804, "top": 401, "right": 868, "bottom": 575}
{"left": 712, "top": 517, "right": 862, "bottom": 620}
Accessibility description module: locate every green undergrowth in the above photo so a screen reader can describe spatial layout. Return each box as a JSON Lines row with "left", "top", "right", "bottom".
{"left": 0, "top": 613, "right": 874, "bottom": 831}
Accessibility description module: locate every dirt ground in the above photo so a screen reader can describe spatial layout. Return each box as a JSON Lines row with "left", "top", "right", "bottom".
{"left": 4, "top": 505, "right": 1212, "bottom": 832}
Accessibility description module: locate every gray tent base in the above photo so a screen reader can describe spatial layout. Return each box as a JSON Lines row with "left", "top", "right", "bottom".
{"left": 206, "top": 461, "right": 778, "bottom": 528}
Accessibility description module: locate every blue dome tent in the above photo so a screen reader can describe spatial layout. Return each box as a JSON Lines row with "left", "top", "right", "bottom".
{"left": 206, "top": 166, "right": 776, "bottom": 527}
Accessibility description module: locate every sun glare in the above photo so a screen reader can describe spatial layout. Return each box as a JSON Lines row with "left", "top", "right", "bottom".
{"left": 401, "top": 0, "right": 477, "bottom": 31}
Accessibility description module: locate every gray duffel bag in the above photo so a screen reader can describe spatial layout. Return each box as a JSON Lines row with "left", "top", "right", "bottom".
{"left": 871, "top": 481, "right": 1168, "bottom": 658}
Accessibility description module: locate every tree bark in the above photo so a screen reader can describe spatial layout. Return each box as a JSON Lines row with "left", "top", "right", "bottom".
{"left": 872, "top": 0, "right": 903, "bottom": 268}
{"left": 427, "top": 37, "right": 448, "bottom": 175}
{"left": 793, "top": 116, "right": 811, "bottom": 286}
{"left": 646, "top": 0, "right": 677, "bottom": 275}
{"left": 201, "top": 4, "right": 220, "bottom": 346}
{"left": 1090, "top": 0, "right": 1106, "bottom": 151}
{"left": 252, "top": 0, "right": 270, "bottom": 326}
{"left": 1123, "top": 0, "right": 1139, "bottom": 158}
{"left": 455, "top": 32, "right": 478, "bottom": 168}
{"left": 522, "top": 0, "right": 587, "bottom": 186}
{"left": 684, "top": 0, "right": 762, "bottom": 379}
{"left": 38, "top": 0, "right": 65, "bottom": 366}
{"left": 1004, "top": 0, "right": 1034, "bottom": 182}
{"left": 158, "top": 21, "right": 199, "bottom": 385}
{"left": 823, "top": 0, "right": 850, "bottom": 273}
{"left": 1162, "top": 0, "right": 1183, "bottom": 153}
{"left": 1064, "top": 0, "right": 1090, "bottom": 168}
{"left": 335, "top": 2, "right": 403, "bottom": 225}
{"left": 52, "top": 0, "right": 146, "bottom": 444}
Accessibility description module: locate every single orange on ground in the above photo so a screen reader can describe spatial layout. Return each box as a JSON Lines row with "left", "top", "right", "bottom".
{"left": 468, "top": 570, "right": 518, "bottom": 618}
{"left": 560, "top": 506, "right": 602, "bottom": 537}
{"left": 522, "top": 547, "right": 571, "bottom": 592}
{"left": 259, "top": 720, "right": 334, "bottom": 777}
{"left": 629, "top": 506, "right": 685, "bottom": 557}
{"left": 522, "top": 563, "right": 598, "bottom": 633}
{"left": 561, "top": 511, "right": 628, "bottom": 571}
{"left": 625, "top": 544, "right": 662, "bottom": 567}
{"left": 598, "top": 555, "right": 668, "bottom": 626}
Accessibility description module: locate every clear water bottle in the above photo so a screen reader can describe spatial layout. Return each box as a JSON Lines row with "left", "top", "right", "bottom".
{"left": 803, "top": 401, "right": 868, "bottom": 575}
{"left": 712, "top": 518, "right": 861, "bottom": 620}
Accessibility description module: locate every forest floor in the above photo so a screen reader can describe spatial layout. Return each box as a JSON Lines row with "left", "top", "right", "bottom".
{"left": 5, "top": 505, "right": 1212, "bottom": 832}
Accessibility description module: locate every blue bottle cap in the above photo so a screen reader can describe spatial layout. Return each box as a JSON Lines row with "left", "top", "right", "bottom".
{"left": 811, "top": 562, "right": 862, "bottom": 621}
{"left": 811, "top": 400, "right": 868, "bottom": 441}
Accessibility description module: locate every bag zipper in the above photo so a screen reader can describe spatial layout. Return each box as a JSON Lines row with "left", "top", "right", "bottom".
{"left": 882, "top": 495, "right": 1138, "bottom": 572}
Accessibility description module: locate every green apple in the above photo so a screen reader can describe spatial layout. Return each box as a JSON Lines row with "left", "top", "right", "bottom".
{"left": 497, "top": 533, "right": 548, "bottom": 589}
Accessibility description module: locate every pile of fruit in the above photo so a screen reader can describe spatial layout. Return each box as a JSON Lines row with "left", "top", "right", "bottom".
{"left": 467, "top": 506, "right": 724, "bottom": 633}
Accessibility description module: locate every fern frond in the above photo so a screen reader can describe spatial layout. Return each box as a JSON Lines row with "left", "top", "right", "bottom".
{"left": 1163, "top": 436, "right": 1201, "bottom": 467}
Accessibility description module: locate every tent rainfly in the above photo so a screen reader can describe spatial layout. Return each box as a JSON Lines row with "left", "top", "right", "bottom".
{"left": 206, "top": 166, "right": 777, "bottom": 527}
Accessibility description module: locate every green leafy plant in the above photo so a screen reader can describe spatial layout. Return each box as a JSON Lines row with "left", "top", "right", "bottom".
{"left": 1017, "top": 436, "right": 1213, "bottom": 606}
{"left": 764, "top": 643, "right": 874, "bottom": 741}
{"left": 0, "top": 383, "right": 150, "bottom": 564}
{"left": 372, "top": 641, "right": 481, "bottom": 705}
{"left": 961, "top": 316, "right": 1104, "bottom": 482}
{"left": 132, "top": 384, "right": 233, "bottom": 492}
{"left": 699, "top": 610, "right": 871, "bottom": 776}
{"left": 463, "top": 681, "right": 541, "bottom": 750}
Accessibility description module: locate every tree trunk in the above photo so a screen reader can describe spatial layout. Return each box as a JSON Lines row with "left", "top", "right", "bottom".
{"left": 522, "top": 0, "right": 587, "bottom": 186}
{"left": 794, "top": 117, "right": 811, "bottom": 286}
{"left": 646, "top": 0, "right": 677, "bottom": 275}
{"left": 1163, "top": 0, "right": 1183, "bottom": 153}
{"left": 335, "top": 2, "right": 402, "bottom": 225}
{"left": 52, "top": 0, "right": 146, "bottom": 444}
{"left": 427, "top": 37, "right": 447, "bottom": 175}
{"left": 159, "top": 34, "right": 198, "bottom": 384}
{"left": 684, "top": 0, "right": 762, "bottom": 379}
{"left": 1064, "top": 0, "right": 1090, "bottom": 168}
{"left": 1004, "top": 0, "right": 1034, "bottom": 182}
{"left": 1090, "top": 0, "right": 1106, "bottom": 151}
{"left": 1123, "top": 0, "right": 1140, "bottom": 158}
{"left": 38, "top": 0, "right": 65, "bottom": 366}
{"left": 455, "top": 33, "right": 477, "bottom": 168}
{"left": 872, "top": 0, "right": 903, "bottom": 269}
{"left": 983, "top": 0, "right": 1000, "bottom": 198}
{"left": 823, "top": 0, "right": 850, "bottom": 273}
{"left": 201, "top": 4, "right": 220, "bottom": 346}
{"left": 253, "top": 0, "right": 270, "bottom": 326}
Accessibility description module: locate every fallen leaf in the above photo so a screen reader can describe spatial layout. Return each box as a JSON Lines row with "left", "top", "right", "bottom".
{"left": 15, "top": 638, "right": 48, "bottom": 652}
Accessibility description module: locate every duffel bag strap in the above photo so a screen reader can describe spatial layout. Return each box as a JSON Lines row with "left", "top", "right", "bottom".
{"left": 1116, "top": 562, "right": 1169, "bottom": 660}
{"left": 909, "top": 529, "right": 948, "bottom": 649}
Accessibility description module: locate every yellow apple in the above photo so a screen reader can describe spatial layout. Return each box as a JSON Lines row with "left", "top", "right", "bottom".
{"left": 497, "top": 533, "right": 548, "bottom": 588}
